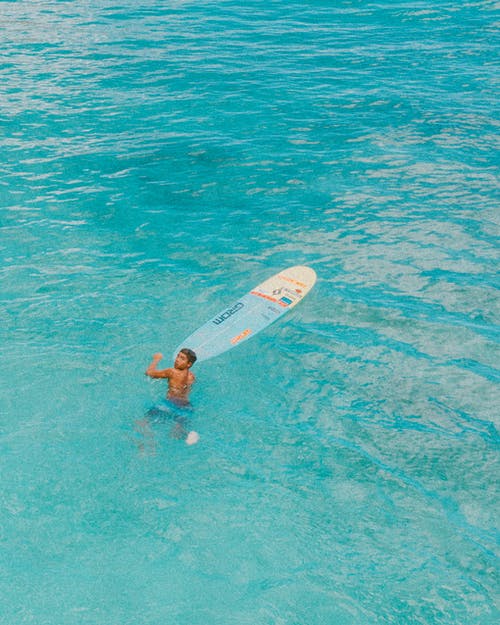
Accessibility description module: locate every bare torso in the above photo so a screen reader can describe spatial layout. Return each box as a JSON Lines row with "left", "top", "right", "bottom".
{"left": 167, "top": 367, "right": 195, "bottom": 403}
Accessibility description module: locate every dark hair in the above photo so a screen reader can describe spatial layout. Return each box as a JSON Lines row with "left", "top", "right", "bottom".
{"left": 180, "top": 348, "right": 197, "bottom": 365}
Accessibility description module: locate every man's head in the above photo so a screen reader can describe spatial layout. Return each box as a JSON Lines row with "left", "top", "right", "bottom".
{"left": 178, "top": 347, "right": 197, "bottom": 368}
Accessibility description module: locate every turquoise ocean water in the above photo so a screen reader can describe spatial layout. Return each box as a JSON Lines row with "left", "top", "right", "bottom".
{"left": 1, "top": 1, "right": 499, "bottom": 623}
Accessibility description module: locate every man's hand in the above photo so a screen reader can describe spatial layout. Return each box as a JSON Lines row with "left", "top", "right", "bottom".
{"left": 145, "top": 353, "right": 166, "bottom": 377}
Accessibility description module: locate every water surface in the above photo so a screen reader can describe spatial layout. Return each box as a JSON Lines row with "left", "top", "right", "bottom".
{"left": 1, "top": 1, "right": 499, "bottom": 624}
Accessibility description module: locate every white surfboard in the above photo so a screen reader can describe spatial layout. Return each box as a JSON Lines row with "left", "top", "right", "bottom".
{"left": 173, "top": 266, "right": 317, "bottom": 363}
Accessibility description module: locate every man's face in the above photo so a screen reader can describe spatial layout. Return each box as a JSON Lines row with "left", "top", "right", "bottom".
{"left": 174, "top": 351, "right": 190, "bottom": 370}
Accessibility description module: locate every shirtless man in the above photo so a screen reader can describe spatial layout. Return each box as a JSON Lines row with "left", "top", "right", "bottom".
{"left": 145, "top": 349, "right": 196, "bottom": 405}
{"left": 144, "top": 349, "right": 198, "bottom": 445}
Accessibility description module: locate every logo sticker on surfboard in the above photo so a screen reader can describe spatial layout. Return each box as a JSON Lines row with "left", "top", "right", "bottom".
{"left": 231, "top": 328, "right": 252, "bottom": 345}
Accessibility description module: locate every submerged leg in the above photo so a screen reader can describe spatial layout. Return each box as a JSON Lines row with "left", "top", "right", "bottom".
{"left": 170, "top": 415, "right": 199, "bottom": 445}
{"left": 134, "top": 417, "right": 157, "bottom": 456}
